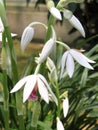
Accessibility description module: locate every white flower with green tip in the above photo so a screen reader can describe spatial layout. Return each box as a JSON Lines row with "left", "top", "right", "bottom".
{"left": 63, "top": 97, "right": 69, "bottom": 118}
{"left": 38, "top": 26, "right": 56, "bottom": 63}
{"left": 50, "top": 7, "right": 62, "bottom": 20}
{"left": 21, "top": 26, "right": 34, "bottom": 52}
{"left": 57, "top": 117, "right": 65, "bottom": 130}
{"left": 64, "top": 9, "right": 85, "bottom": 37}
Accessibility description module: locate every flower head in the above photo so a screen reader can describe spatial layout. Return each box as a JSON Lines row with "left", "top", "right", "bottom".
{"left": 49, "top": 7, "right": 62, "bottom": 20}
{"left": 21, "top": 26, "right": 34, "bottom": 52}
{"left": 47, "top": 0, "right": 62, "bottom": 20}
{"left": 60, "top": 49, "right": 95, "bottom": 78}
{"left": 63, "top": 97, "right": 69, "bottom": 118}
{"left": 10, "top": 74, "right": 50, "bottom": 103}
{"left": 37, "top": 38, "right": 55, "bottom": 63}
{"left": 57, "top": 117, "right": 64, "bottom": 130}
{"left": 0, "top": 17, "right": 4, "bottom": 32}
{"left": 64, "top": 9, "right": 85, "bottom": 37}
{"left": 37, "top": 26, "right": 56, "bottom": 63}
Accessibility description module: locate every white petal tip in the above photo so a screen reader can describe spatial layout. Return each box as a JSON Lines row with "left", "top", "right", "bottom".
{"left": 69, "top": 74, "right": 73, "bottom": 78}
{"left": 69, "top": 15, "right": 85, "bottom": 37}
{"left": 10, "top": 89, "right": 16, "bottom": 93}
{"left": 23, "top": 97, "right": 27, "bottom": 103}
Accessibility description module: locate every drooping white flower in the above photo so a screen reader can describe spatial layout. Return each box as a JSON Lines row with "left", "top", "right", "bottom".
{"left": 37, "top": 26, "right": 56, "bottom": 63}
{"left": 21, "top": 26, "right": 34, "bottom": 52}
{"left": 47, "top": 0, "right": 62, "bottom": 20}
{"left": 10, "top": 74, "right": 50, "bottom": 103}
{"left": 63, "top": 97, "right": 69, "bottom": 118}
{"left": 57, "top": 117, "right": 65, "bottom": 130}
{"left": 63, "top": 9, "right": 85, "bottom": 37}
{"left": 38, "top": 38, "right": 54, "bottom": 63}
{"left": 49, "top": 7, "right": 62, "bottom": 20}
{"left": 60, "top": 49, "right": 95, "bottom": 78}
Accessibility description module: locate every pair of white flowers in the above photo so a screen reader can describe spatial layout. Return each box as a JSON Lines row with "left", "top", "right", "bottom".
{"left": 48, "top": 1, "right": 85, "bottom": 37}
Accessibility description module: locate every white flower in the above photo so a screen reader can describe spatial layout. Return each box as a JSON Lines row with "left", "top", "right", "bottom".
{"left": 49, "top": 7, "right": 62, "bottom": 20}
{"left": 37, "top": 26, "right": 56, "bottom": 63}
{"left": 21, "top": 26, "right": 34, "bottom": 52}
{"left": 63, "top": 97, "right": 69, "bottom": 118}
{"left": 60, "top": 49, "right": 95, "bottom": 78}
{"left": 0, "top": 17, "right": 4, "bottom": 32}
{"left": 64, "top": 9, "right": 85, "bottom": 37}
{"left": 38, "top": 38, "right": 55, "bottom": 63}
{"left": 10, "top": 74, "right": 50, "bottom": 103}
{"left": 57, "top": 117, "right": 64, "bottom": 130}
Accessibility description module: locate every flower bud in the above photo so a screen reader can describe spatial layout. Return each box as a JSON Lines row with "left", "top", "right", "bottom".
{"left": 47, "top": 0, "right": 62, "bottom": 20}
{"left": 21, "top": 26, "right": 34, "bottom": 52}
{"left": 57, "top": 117, "right": 64, "bottom": 130}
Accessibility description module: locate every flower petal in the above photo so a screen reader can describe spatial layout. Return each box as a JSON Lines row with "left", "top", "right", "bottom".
{"left": 10, "top": 76, "right": 29, "bottom": 93}
{"left": 70, "top": 49, "right": 94, "bottom": 69}
{"left": 0, "top": 33, "right": 2, "bottom": 41}
{"left": 60, "top": 51, "right": 68, "bottom": 79}
{"left": 38, "top": 78, "right": 49, "bottom": 103}
{"left": 66, "top": 53, "right": 75, "bottom": 78}
{"left": 21, "top": 26, "right": 34, "bottom": 52}
{"left": 81, "top": 54, "right": 95, "bottom": 63}
{"left": 63, "top": 9, "right": 73, "bottom": 20}
{"left": 50, "top": 7, "right": 62, "bottom": 20}
{"left": 63, "top": 97, "right": 69, "bottom": 118}
{"left": 38, "top": 74, "right": 58, "bottom": 105}
{"left": 38, "top": 38, "right": 54, "bottom": 63}
{"left": 11, "top": 33, "right": 17, "bottom": 37}
{"left": 69, "top": 15, "right": 85, "bottom": 37}
{"left": 57, "top": 117, "right": 64, "bottom": 130}
{"left": 0, "top": 17, "right": 4, "bottom": 32}
{"left": 23, "top": 75, "right": 37, "bottom": 103}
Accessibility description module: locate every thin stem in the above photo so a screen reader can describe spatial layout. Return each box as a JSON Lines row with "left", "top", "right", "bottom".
{"left": 45, "top": 15, "right": 54, "bottom": 42}
{"left": 29, "top": 22, "right": 47, "bottom": 30}
{"left": 56, "top": 40, "right": 70, "bottom": 50}
{"left": 34, "top": 64, "right": 41, "bottom": 74}
{"left": 55, "top": 81, "right": 60, "bottom": 117}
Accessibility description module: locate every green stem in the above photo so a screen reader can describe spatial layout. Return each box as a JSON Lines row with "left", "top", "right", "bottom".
{"left": 45, "top": 15, "right": 54, "bottom": 42}
{"left": 4, "top": 26, "right": 25, "bottom": 130}
{"left": 29, "top": 22, "right": 47, "bottom": 30}
{"left": 34, "top": 64, "right": 41, "bottom": 74}
{"left": 2, "top": 69, "right": 9, "bottom": 130}
{"left": 56, "top": 40, "right": 70, "bottom": 50}
{"left": 55, "top": 81, "right": 60, "bottom": 117}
